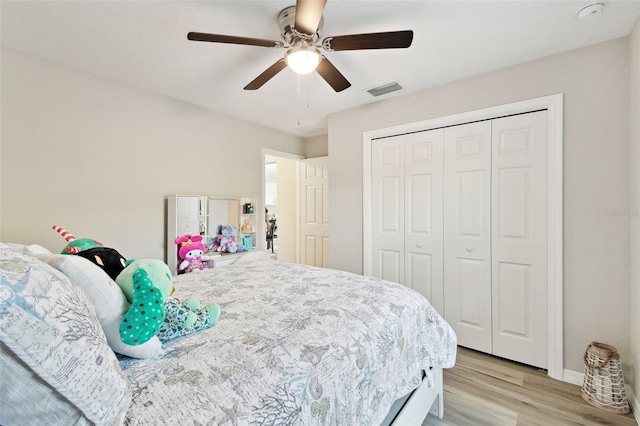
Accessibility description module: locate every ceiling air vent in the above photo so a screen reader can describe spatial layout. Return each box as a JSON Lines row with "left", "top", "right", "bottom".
{"left": 367, "top": 82, "right": 403, "bottom": 97}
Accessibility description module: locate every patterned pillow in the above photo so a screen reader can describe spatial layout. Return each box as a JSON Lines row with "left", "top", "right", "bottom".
{"left": 34, "top": 252, "right": 163, "bottom": 359}
{"left": 0, "top": 243, "right": 131, "bottom": 425}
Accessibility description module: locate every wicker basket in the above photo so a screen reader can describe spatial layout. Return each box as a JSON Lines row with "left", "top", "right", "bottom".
{"left": 581, "top": 341, "right": 630, "bottom": 414}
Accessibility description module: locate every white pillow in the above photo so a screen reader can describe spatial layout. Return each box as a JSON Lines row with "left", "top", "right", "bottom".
{"left": 0, "top": 243, "right": 131, "bottom": 425}
{"left": 35, "top": 252, "right": 163, "bottom": 359}
{"left": 5, "top": 242, "right": 51, "bottom": 255}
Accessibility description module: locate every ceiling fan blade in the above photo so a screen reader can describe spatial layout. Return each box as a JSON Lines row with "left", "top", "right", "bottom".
{"left": 316, "top": 57, "right": 351, "bottom": 92}
{"left": 244, "top": 59, "right": 288, "bottom": 90}
{"left": 294, "top": 0, "right": 327, "bottom": 35}
{"left": 188, "top": 32, "right": 283, "bottom": 48}
{"left": 322, "top": 30, "right": 413, "bottom": 51}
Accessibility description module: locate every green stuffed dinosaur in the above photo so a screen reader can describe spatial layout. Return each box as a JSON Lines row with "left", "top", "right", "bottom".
{"left": 116, "top": 259, "right": 220, "bottom": 345}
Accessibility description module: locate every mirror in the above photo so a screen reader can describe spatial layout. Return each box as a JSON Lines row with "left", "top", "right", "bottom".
{"left": 168, "top": 194, "right": 258, "bottom": 275}
{"left": 206, "top": 197, "right": 240, "bottom": 237}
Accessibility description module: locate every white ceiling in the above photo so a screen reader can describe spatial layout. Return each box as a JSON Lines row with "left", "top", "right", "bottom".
{"left": 2, "top": 1, "right": 639, "bottom": 138}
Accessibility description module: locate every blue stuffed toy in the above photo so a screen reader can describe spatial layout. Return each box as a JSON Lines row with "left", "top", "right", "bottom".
{"left": 212, "top": 225, "right": 246, "bottom": 253}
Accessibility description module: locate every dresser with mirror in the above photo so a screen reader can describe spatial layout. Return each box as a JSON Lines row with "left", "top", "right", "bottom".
{"left": 166, "top": 194, "right": 257, "bottom": 275}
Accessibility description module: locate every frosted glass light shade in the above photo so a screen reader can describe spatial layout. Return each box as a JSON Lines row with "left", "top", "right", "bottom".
{"left": 285, "top": 46, "right": 321, "bottom": 75}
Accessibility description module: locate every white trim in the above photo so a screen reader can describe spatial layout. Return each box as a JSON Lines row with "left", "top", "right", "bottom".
{"left": 295, "top": 160, "right": 300, "bottom": 264}
{"left": 262, "top": 148, "right": 305, "bottom": 161}
{"left": 629, "top": 386, "right": 640, "bottom": 422}
{"left": 362, "top": 94, "right": 564, "bottom": 380}
{"left": 563, "top": 369, "right": 584, "bottom": 386}
{"left": 363, "top": 138, "right": 373, "bottom": 276}
{"left": 261, "top": 148, "right": 304, "bottom": 252}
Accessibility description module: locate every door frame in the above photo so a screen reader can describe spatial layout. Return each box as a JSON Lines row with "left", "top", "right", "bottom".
{"left": 261, "top": 149, "right": 304, "bottom": 257}
{"left": 362, "top": 94, "right": 564, "bottom": 380}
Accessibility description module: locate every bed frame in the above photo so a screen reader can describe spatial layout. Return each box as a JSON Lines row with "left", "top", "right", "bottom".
{"left": 382, "top": 367, "right": 444, "bottom": 425}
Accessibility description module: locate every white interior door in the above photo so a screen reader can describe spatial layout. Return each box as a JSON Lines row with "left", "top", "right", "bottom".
{"left": 300, "top": 157, "right": 329, "bottom": 268}
{"left": 444, "top": 121, "right": 493, "bottom": 354}
{"left": 404, "top": 130, "right": 445, "bottom": 314}
{"left": 491, "top": 111, "right": 548, "bottom": 369}
{"left": 371, "top": 136, "right": 405, "bottom": 283}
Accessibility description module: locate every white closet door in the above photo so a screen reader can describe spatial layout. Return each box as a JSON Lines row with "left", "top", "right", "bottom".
{"left": 444, "top": 121, "right": 493, "bottom": 354}
{"left": 491, "top": 111, "right": 548, "bottom": 369}
{"left": 371, "top": 136, "right": 405, "bottom": 283}
{"left": 300, "top": 158, "right": 329, "bottom": 268}
{"left": 404, "top": 130, "right": 444, "bottom": 313}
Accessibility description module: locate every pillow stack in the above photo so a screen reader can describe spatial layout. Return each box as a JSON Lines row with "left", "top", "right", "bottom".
{"left": 0, "top": 243, "right": 131, "bottom": 425}
{"left": 34, "top": 252, "right": 163, "bottom": 359}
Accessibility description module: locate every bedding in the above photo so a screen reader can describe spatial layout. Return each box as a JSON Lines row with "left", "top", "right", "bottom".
{"left": 34, "top": 251, "right": 163, "bottom": 359}
{"left": 120, "top": 259, "right": 457, "bottom": 425}
{"left": 0, "top": 243, "right": 131, "bottom": 425}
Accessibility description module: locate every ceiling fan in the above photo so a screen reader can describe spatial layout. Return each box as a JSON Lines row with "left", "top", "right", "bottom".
{"left": 187, "top": 0, "right": 413, "bottom": 92}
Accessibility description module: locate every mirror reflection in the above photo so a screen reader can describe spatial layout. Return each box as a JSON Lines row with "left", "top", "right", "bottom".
{"left": 206, "top": 197, "right": 240, "bottom": 238}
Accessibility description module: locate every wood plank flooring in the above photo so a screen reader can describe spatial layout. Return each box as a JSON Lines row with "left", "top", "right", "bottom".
{"left": 423, "top": 347, "right": 637, "bottom": 426}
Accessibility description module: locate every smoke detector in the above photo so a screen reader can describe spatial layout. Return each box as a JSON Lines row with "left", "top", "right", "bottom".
{"left": 577, "top": 2, "right": 605, "bottom": 20}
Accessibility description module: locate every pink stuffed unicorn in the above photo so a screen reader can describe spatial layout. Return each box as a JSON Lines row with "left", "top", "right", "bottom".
{"left": 174, "top": 234, "right": 210, "bottom": 273}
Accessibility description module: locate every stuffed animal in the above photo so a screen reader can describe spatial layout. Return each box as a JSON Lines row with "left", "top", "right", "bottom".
{"left": 116, "top": 259, "right": 174, "bottom": 346}
{"left": 157, "top": 296, "right": 220, "bottom": 343}
{"left": 175, "top": 234, "right": 210, "bottom": 273}
{"left": 52, "top": 226, "right": 220, "bottom": 353}
{"left": 212, "top": 224, "right": 246, "bottom": 253}
{"left": 53, "top": 225, "right": 127, "bottom": 281}
{"left": 116, "top": 258, "right": 220, "bottom": 345}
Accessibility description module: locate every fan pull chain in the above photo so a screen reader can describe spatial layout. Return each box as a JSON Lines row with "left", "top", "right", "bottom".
{"left": 296, "top": 75, "right": 302, "bottom": 128}
{"left": 295, "top": 75, "right": 312, "bottom": 128}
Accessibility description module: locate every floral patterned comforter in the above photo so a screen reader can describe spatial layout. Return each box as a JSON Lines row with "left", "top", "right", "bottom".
{"left": 120, "top": 260, "right": 457, "bottom": 425}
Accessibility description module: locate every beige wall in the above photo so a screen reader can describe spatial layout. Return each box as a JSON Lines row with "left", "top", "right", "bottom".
{"left": 629, "top": 17, "right": 640, "bottom": 411}
{"left": 328, "top": 37, "right": 630, "bottom": 374}
{"left": 303, "top": 134, "right": 329, "bottom": 158}
{"left": 0, "top": 48, "right": 304, "bottom": 260}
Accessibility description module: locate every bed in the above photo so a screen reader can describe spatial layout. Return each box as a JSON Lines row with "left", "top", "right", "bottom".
{"left": 0, "top": 244, "right": 457, "bottom": 425}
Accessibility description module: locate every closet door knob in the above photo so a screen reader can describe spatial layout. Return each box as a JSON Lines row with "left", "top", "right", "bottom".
{"left": 416, "top": 243, "right": 423, "bottom": 248}
{"left": 465, "top": 246, "right": 473, "bottom": 252}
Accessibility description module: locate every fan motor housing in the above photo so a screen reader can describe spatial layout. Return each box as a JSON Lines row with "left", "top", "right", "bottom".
{"left": 278, "top": 6, "right": 324, "bottom": 46}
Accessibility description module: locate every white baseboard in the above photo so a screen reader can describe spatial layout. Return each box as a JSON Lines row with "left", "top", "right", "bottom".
{"left": 628, "top": 386, "right": 639, "bottom": 423}
{"left": 563, "top": 368, "right": 584, "bottom": 386}
{"left": 564, "top": 368, "right": 638, "bottom": 420}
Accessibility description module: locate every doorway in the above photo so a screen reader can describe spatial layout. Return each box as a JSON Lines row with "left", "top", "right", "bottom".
{"left": 264, "top": 153, "right": 299, "bottom": 262}
{"left": 261, "top": 149, "right": 329, "bottom": 267}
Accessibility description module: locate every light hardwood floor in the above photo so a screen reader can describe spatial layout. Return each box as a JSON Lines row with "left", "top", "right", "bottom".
{"left": 423, "top": 347, "right": 637, "bottom": 426}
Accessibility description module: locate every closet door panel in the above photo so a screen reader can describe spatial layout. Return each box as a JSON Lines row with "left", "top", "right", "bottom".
{"left": 491, "top": 111, "right": 548, "bottom": 369}
{"left": 404, "top": 130, "right": 444, "bottom": 313}
{"left": 444, "top": 121, "right": 492, "bottom": 354}
{"left": 371, "top": 136, "right": 405, "bottom": 283}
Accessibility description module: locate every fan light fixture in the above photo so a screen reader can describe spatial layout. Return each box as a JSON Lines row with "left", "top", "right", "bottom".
{"left": 187, "top": 1, "right": 414, "bottom": 92}
{"left": 285, "top": 46, "right": 321, "bottom": 75}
